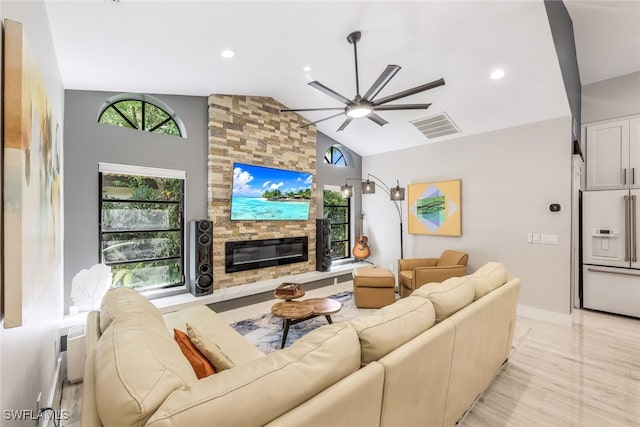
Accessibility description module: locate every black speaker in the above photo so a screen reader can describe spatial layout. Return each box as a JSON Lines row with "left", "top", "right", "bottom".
{"left": 189, "top": 219, "right": 213, "bottom": 296}
{"left": 316, "top": 218, "right": 332, "bottom": 272}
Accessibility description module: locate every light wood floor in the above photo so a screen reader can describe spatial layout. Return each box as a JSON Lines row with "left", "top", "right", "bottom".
{"left": 59, "top": 284, "right": 640, "bottom": 426}
{"left": 460, "top": 309, "right": 640, "bottom": 427}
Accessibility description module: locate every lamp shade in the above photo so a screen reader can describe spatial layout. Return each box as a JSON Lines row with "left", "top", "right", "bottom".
{"left": 390, "top": 185, "right": 405, "bottom": 201}
{"left": 361, "top": 180, "right": 376, "bottom": 194}
{"left": 341, "top": 184, "right": 354, "bottom": 198}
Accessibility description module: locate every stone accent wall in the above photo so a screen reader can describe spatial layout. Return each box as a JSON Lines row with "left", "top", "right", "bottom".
{"left": 208, "top": 94, "right": 317, "bottom": 289}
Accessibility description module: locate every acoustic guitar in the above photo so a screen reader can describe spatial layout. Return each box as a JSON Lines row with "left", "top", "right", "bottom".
{"left": 352, "top": 213, "right": 371, "bottom": 260}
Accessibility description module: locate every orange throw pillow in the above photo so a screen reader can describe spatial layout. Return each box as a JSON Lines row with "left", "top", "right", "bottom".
{"left": 174, "top": 328, "right": 215, "bottom": 379}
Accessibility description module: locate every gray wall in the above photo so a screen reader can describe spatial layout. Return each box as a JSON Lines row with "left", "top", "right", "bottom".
{"left": 545, "top": 0, "right": 582, "bottom": 141}
{"left": 316, "top": 132, "right": 362, "bottom": 247}
{"left": 363, "top": 116, "right": 573, "bottom": 319}
{"left": 63, "top": 90, "right": 209, "bottom": 311}
{"left": 582, "top": 71, "right": 640, "bottom": 123}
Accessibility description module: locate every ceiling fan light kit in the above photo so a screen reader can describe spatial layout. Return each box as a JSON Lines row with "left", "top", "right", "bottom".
{"left": 281, "top": 30, "right": 445, "bottom": 131}
{"left": 346, "top": 104, "right": 373, "bottom": 118}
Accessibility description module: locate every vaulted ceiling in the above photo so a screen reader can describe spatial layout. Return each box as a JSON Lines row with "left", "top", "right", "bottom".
{"left": 43, "top": 0, "right": 639, "bottom": 156}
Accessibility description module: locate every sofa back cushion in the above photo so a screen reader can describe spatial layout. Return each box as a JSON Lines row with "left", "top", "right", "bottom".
{"left": 147, "top": 323, "right": 362, "bottom": 427}
{"left": 468, "top": 261, "right": 508, "bottom": 300}
{"left": 95, "top": 288, "right": 198, "bottom": 427}
{"left": 100, "top": 286, "right": 164, "bottom": 333}
{"left": 412, "top": 276, "right": 477, "bottom": 322}
{"left": 349, "top": 296, "right": 436, "bottom": 364}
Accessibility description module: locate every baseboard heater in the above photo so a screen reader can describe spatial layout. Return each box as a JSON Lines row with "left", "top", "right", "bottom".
{"left": 67, "top": 324, "right": 86, "bottom": 383}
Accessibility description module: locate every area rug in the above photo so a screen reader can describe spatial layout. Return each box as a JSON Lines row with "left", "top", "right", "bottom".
{"left": 230, "top": 291, "right": 378, "bottom": 353}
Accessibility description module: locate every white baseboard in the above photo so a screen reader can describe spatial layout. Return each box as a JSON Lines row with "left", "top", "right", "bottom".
{"left": 41, "top": 355, "right": 62, "bottom": 427}
{"left": 517, "top": 304, "right": 572, "bottom": 326}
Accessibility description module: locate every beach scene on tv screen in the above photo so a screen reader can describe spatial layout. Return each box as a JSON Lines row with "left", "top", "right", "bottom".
{"left": 231, "top": 163, "right": 312, "bottom": 220}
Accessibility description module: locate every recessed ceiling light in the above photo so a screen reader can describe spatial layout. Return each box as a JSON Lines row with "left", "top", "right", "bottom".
{"left": 221, "top": 49, "right": 235, "bottom": 59}
{"left": 303, "top": 66, "right": 312, "bottom": 72}
{"left": 491, "top": 69, "right": 505, "bottom": 80}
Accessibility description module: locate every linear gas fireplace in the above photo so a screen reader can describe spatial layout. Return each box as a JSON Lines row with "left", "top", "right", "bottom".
{"left": 225, "top": 236, "right": 308, "bottom": 273}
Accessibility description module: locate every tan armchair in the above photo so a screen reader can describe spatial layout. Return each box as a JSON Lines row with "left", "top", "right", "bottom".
{"left": 398, "top": 250, "right": 469, "bottom": 297}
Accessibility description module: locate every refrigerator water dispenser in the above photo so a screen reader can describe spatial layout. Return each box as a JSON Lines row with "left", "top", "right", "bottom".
{"left": 591, "top": 229, "right": 619, "bottom": 258}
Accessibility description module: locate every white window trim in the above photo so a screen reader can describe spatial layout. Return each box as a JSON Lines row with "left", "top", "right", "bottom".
{"left": 99, "top": 162, "right": 186, "bottom": 180}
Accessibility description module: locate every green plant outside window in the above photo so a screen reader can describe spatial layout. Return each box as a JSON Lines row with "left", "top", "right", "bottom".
{"left": 98, "top": 99, "right": 181, "bottom": 137}
{"left": 100, "top": 173, "right": 185, "bottom": 291}
{"left": 323, "top": 188, "right": 350, "bottom": 259}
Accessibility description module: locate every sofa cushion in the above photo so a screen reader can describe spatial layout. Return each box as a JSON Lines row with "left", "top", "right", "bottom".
{"left": 163, "top": 305, "right": 265, "bottom": 366}
{"left": 147, "top": 322, "right": 362, "bottom": 427}
{"left": 95, "top": 314, "right": 197, "bottom": 427}
{"left": 174, "top": 328, "right": 216, "bottom": 379}
{"left": 468, "top": 262, "right": 508, "bottom": 300}
{"left": 187, "top": 323, "right": 235, "bottom": 372}
{"left": 349, "top": 296, "right": 436, "bottom": 364}
{"left": 412, "top": 276, "right": 477, "bottom": 322}
{"left": 100, "top": 286, "right": 164, "bottom": 334}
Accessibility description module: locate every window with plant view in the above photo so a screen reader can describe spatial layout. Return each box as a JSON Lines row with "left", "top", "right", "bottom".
{"left": 324, "top": 146, "right": 347, "bottom": 166}
{"left": 323, "top": 186, "right": 351, "bottom": 259}
{"left": 97, "top": 94, "right": 186, "bottom": 138}
{"left": 99, "top": 164, "right": 185, "bottom": 292}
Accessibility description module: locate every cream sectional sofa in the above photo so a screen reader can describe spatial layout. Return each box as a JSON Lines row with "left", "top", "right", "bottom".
{"left": 81, "top": 262, "right": 520, "bottom": 427}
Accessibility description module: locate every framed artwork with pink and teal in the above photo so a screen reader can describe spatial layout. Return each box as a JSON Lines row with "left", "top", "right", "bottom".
{"left": 408, "top": 179, "right": 461, "bottom": 236}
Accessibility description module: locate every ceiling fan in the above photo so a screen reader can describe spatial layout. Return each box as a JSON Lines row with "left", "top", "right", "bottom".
{"left": 281, "top": 30, "right": 445, "bottom": 131}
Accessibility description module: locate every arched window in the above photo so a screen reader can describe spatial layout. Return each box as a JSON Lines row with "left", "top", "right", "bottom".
{"left": 97, "top": 93, "right": 187, "bottom": 138}
{"left": 324, "top": 145, "right": 347, "bottom": 166}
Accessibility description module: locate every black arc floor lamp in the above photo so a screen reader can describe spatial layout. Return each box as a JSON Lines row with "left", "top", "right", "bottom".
{"left": 341, "top": 174, "right": 405, "bottom": 259}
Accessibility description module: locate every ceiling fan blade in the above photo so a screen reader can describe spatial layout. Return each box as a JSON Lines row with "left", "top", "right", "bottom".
{"left": 372, "top": 78, "right": 445, "bottom": 106}
{"left": 373, "top": 103, "right": 432, "bottom": 111}
{"left": 367, "top": 113, "right": 388, "bottom": 127}
{"left": 300, "top": 112, "right": 345, "bottom": 128}
{"left": 362, "top": 65, "right": 401, "bottom": 101}
{"left": 337, "top": 118, "right": 353, "bottom": 131}
{"left": 308, "top": 81, "right": 353, "bottom": 105}
{"left": 281, "top": 107, "right": 345, "bottom": 113}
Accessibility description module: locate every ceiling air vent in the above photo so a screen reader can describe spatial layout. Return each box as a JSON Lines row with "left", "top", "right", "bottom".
{"left": 411, "top": 112, "right": 460, "bottom": 139}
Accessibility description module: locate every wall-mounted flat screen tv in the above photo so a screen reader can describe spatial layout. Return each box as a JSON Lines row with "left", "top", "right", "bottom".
{"left": 231, "top": 163, "right": 313, "bottom": 221}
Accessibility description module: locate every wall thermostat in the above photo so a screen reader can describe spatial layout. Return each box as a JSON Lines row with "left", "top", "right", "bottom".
{"left": 549, "top": 203, "right": 562, "bottom": 213}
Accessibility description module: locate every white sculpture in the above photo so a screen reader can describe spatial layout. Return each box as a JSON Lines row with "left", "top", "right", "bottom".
{"left": 70, "top": 263, "right": 113, "bottom": 312}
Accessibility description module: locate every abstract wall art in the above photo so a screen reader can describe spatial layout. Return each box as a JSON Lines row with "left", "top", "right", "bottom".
{"left": 3, "top": 19, "right": 62, "bottom": 328}
{"left": 408, "top": 179, "right": 462, "bottom": 236}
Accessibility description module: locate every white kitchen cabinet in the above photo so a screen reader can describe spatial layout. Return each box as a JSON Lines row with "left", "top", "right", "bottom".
{"left": 586, "top": 116, "right": 640, "bottom": 190}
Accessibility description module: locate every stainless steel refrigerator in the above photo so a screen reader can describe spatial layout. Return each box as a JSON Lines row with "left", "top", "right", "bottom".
{"left": 582, "top": 190, "right": 640, "bottom": 318}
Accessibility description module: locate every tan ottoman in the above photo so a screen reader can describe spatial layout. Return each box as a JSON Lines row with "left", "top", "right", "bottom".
{"left": 353, "top": 267, "right": 396, "bottom": 308}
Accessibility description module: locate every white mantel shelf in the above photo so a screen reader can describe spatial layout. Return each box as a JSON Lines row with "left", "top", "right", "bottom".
{"left": 153, "top": 263, "right": 356, "bottom": 314}
{"left": 59, "top": 263, "right": 357, "bottom": 334}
